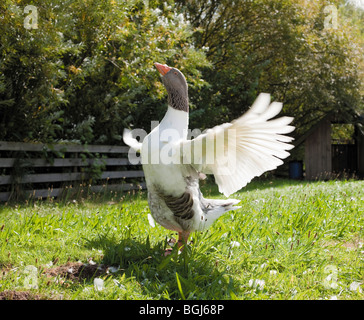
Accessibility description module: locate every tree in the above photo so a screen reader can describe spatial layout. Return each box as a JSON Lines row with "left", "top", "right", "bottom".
{"left": 0, "top": 0, "right": 67, "bottom": 142}
{"left": 176, "top": 0, "right": 364, "bottom": 137}
{"left": 1, "top": 0, "right": 363, "bottom": 145}
{"left": 0, "top": 0, "right": 209, "bottom": 144}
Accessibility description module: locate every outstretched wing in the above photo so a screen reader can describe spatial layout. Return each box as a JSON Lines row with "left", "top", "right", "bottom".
{"left": 180, "top": 93, "right": 295, "bottom": 197}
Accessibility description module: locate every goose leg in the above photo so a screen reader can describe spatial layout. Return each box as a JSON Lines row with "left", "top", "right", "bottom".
{"left": 164, "top": 231, "right": 190, "bottom": 256}
{"left": 177, "top": 231, "right": 190, "bottom": 250}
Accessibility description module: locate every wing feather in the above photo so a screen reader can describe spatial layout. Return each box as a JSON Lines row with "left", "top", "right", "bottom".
{"left": 180, "top": 93, "right": 295, "bottom": 197}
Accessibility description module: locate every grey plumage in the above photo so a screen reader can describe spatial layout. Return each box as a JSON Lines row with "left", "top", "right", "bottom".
{"left": 162, "top": 68, "right": 189, "bottom": 112}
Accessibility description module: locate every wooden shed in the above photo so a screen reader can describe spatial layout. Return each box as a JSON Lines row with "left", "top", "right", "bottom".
{"left": 295, "top": 113, "right": 364, "bottom": 180}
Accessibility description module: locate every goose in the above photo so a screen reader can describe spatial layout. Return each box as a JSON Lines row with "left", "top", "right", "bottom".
{"left": 123, "top": 62, "right": 294, "bottom": 251}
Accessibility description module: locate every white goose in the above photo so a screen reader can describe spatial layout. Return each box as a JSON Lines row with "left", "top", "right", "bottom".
{"left": 123, "top": 63, "right": 294, "bottom": 250}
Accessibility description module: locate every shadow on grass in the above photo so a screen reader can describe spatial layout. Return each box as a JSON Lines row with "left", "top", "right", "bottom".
{"left": 85, "top": 235, "right": 240, "bottom": 299}
{"left": 200, "top": 176, "right": 308, "bottom": 197}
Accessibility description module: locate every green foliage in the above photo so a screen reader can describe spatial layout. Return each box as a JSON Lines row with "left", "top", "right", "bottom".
{"left": 177, "top": 0, "right": 364, "bottom": 134}
{"left": 332, "top": 124, "right": 355, "bottom": 144}
{"left": 0, "top": 0, "right": 363, "bottom": 144}
{"left": 0, "top": 0, "right": 67, "bottom": 142}
{"left": 0, "top": 0, "right": 208, "bottom": 144}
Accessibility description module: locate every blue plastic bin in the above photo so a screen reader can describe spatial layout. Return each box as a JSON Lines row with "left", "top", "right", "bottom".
{"left": 289, "top": 161, "right": 303, "bottom": 179}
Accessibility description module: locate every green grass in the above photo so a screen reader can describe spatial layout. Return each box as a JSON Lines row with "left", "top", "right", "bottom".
{"left": 0, "top": 179, "right": 363, "bottom": 300}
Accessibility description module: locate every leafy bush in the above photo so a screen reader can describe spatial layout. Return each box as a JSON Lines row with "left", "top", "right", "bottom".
{"left": 0, "top": 0, "right": 208, "bottom": 144}
{"left": 0, "top": 0, "right": 363, "bottom": 145}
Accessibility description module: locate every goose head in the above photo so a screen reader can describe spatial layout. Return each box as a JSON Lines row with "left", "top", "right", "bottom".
{"left": 155, "top": 62, "right": 189, "bottom": 112}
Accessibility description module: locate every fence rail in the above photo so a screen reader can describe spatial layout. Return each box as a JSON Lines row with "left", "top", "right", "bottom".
{"left": 0, "top": 141, "right": 145, "bottom": 202}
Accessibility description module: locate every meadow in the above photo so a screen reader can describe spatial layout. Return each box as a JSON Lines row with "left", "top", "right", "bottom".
{"left": 0, "top": 179, "right": 363, "bottom": 300}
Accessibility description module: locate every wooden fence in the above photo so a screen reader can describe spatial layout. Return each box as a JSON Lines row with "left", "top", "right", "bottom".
{"left": 0, "top": 141, "right": 145, "bottom": 202}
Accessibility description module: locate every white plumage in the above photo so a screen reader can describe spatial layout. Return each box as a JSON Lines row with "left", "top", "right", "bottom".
{"left": 181, "top": 93, "right": 294, "bottom": 197}
{"left": 123, "top": 63, "right": 294, "bottom": 250}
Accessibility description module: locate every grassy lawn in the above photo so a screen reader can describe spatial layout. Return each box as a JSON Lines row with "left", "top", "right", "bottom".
{"left": 0, "top": 179, "right": 363, "bottom": 300}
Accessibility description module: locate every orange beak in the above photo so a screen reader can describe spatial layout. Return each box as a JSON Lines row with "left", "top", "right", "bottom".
{"left": 154, "top": 62, "right": 172, "bottom": 76}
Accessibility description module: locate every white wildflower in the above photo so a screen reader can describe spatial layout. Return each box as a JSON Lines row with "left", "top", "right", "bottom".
{"left": 270, "top": 270, "right": 278, "bottom": 276}
{"left": 151, "top": 8, "right": 162, "bottom": 16}
{"left": 175, "top": 13, "right": 184, "bottom": 24}
{"left": 291, "top": 288, "right": 298, "bottom": 296}
{"left": 82, "top": 287, "right": 92, "bottom": 293}
{"left": 302, "top": 268, "right": 312, "bottom": 275}
{"left": 94, "top": 278, "right": 104, "bottom": 291}
{"left": 248, "top": 279, "right": 265, "bottom": 290}
{"left": 323, "top": 265, "right": 338, "bottom": 289}
{"left": 147, "top": 213, "right": 156, "bottom": 228}
{"left": 230, "top": 241, "right": 241, "bottom": 248}
{"left": 108, "top": 266, "right": 120, "bottom": 273}
{"left": 324, "top": 274, "right": 339, "bottom": 289}
{"left": 349, "top": 281, "right": 362, "bottom": 293}
{"left": 113, "top": 279, "right": 126, "bottom": 290}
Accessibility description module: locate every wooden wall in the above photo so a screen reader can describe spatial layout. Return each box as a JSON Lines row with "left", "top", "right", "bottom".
{"left": 305, "top": 119, "right": 332, "bottom": 180}
{"left": 0, "top": 141, "right": 145, "bottom": 202}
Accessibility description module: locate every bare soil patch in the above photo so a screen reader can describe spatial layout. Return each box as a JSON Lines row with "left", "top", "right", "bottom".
{"left": 42, "top": 262, "right": 111, "bottom": 282}
{"left": 0, "top": 290, "right": 42, "bottom": 300}
{"left": 0, "top": 261, "right": 116, "bottom": 300}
